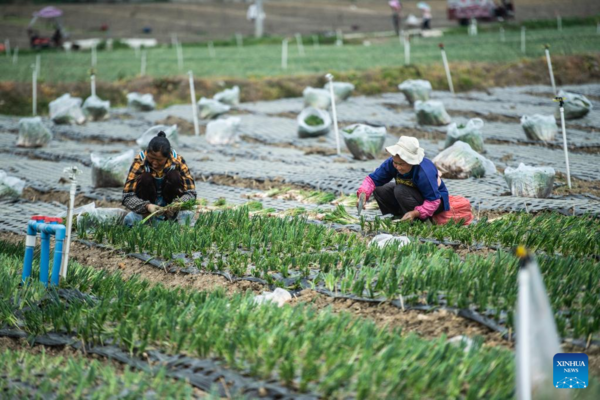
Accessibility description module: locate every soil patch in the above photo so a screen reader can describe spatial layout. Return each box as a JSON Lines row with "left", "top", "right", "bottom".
{"left": 240, "top": 134, "right": 338, "bottom": 156}
{"left": 554, "top": 173, "right": 600, "bottom": 198}
{"left": 156, "top": 115, "right": 203, "bottom": 136}
{"left": 387, "top": 126, "right": 446, "bottom": 141}
{"left": 272, "top": 111, "right": 298, "bottom": 119}
{"left": 382, "top": 102, "right": 414, "bottom": 113}
{"left": 291, "top": 289, "right": 510, "bottom": 348}
{"left": 486, "top": 138, "right": 600, "bottom": 155}
{"left": 449, "top": 110, "right": 519, "bottom": 124}
{"left": 200, "top": 174, "right": 311, "bottom": 192}
{"left": 21, "top": 187, "right": 123, "bottom": 209}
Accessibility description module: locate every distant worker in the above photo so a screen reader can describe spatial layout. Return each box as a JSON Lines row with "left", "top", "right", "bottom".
{"left": 388, "top": 0, "right": 402, "bottom": 36}
{"left": 122, "top": 132, "right": 197, "bottom": 226}
{"left": 418, "top": 2, "right": 432, "bottom": 30}
{"left": 247, "top": 1, "right": 266, "bottom": 23}
{"left": 356, "top": 137, "right": 449, "bottom": 221}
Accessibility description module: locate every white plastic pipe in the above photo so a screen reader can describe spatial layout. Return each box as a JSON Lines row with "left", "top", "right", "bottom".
{"left": 134, "top": 46, "right": 140, "bottom": 58}
{"left": 141, "top": 50, "right": 146, "bottom": 76}
{"left": 188, "top": 71, "right": 200, "bottom": 136}
{"left": 440, "top": 47, "right": 454, "bottom": 94}
{"left": 60, "top": 178, "right": 77, "bottom": 279}
{"left": 544, "top": 48, "right": 556, "bottom": 95}
{"left": 597, "top": 22, "right": 600, "bottom": 35}
{"left": 91, "top": 74, "right": 96, "bottom": 98}
{"left": 557, "top": 15, "right": 562, "bottom": 31}
{"left": 326, "top": 73, "right": 341, "bottom": 156}
{"left": 35, "top": 54, "right": 40, "bottom": 76}
{"left": 32, "top": 67, "right": 37, "bottom": 116}
{"left": 336, "top": 29, "right": 343, "bottom": 46}
{"left": 5, "top": 39, "right": 10, "bottom": 57}
{"left": 521, "top": 26, "right": 526, "bottom": 54}
{"left": 559, "top": 105, "right": 572, "bottom": 189}
{"left": 312, "top": 35, "right": 319, "bottom": 49}
{"left": 91, "top": 44, "right": 97, "bottom": 67}
{"left": 177, "top": 43, "right": 184, "bottom": 71}
{"left": 295, "top": 33, "right": 305, "bottom": 56}
{"left": 255, "top": 0, "right": 264, "bottom": 38}
{"left": 236, "top": 33, "right": 243, "bottom": 48}
{"left": 500, "top": 27, "right": 505, "bottom": 42}
{"left": 404, "top": 34, "right": 410, "bottom": 66}
{"left": 281, "top": 39, "right": 288, "bottom": 70}
{"left": 208, "top": 41, "right": 216, "bottom": 58}
{"left": 12, "top": 46, "right": 18, "bottom": 65}
{"left": 517, "top": 268, "right": 532, "bottom": 400}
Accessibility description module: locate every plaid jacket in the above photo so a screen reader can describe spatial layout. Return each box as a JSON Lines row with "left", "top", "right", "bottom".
{"left": 122, "top": 150, "right": 197, "bottom": 214}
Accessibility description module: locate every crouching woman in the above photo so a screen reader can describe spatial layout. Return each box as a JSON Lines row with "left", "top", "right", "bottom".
{"left": 122, "top": 131, "right": 196, "bottom": 226}
{"left": 357, "top": 136, "right": 449, "bottom": 221}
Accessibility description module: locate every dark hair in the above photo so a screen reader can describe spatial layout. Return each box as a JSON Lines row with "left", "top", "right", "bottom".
{"left": 147, "top": 131, "right": 171, "bottom": 157}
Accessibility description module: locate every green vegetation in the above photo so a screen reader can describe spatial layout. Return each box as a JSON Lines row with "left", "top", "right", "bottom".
{"left": 304, "top": 115, "right": 324, "bottom": 126}
{"left": 0, "top": 349, "right": 195, "bottom": 399}
{"left": 74, "top": 208, "right": 600, "bottom": 341}
{"left": 361, "top": 212, "right": 600, "bottom": 258}
{"left": 0, "top": 242, "right": 516, "bottom": 399}
{"left": 1, "top": 26, "right": 598, "bottom": 84}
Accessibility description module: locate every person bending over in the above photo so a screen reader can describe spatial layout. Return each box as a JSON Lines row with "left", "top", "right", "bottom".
{"left": 122, "top": 131, "right": 196, "bottom": 226}
{"left": 356, "top": 136, "right": 449, "bottom": 221}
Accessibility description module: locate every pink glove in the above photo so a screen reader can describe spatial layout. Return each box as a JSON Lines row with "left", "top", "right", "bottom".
{"left": 357, "top": 176, "right": 376, "bottom": 201}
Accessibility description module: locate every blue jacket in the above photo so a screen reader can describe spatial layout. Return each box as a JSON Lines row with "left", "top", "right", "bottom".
{"left": 369, "top": 157, "right": 450, "bottom": 211}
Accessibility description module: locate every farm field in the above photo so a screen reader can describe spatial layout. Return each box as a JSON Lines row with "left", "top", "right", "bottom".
{"left": 1, "top": 2, "right": 600, "bottom": 396}
{"left": 1, "top": 76, "right": 600, "bottom": 397}
{"left": 1, "top": 26, "right": 599, "bottom": 84}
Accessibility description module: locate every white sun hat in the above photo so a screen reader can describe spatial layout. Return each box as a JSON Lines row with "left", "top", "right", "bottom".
{"left": 385, "top": 136, "right": 425, "bottom": 165}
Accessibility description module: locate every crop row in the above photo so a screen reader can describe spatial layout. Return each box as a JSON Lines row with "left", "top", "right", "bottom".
{"left": 0, "top": 348, "right": 198, "bottom": 399}
{"left": 77, "top": 208, "right": 600, "bottom": 341}
{"left": 360, "top": 212, "right": 600, "bottom": 258}
{"left": 0, "top": 243, "right": 516, "bottom": 399}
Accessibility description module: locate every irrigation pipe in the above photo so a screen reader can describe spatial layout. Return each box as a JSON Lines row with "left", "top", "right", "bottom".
{"left": 4, "top": 39, "right": 10, "bottom": 57}
{"left": 60, "top": 167, "right": 80, "bottom": 279}
{"left": 177, "top": 43, "right": 183, "bottom": 71}
{"left": 12, "top": 46, "right": 18, "bottom": 65}
{"left": 140, "top": 50, "right": 146, "bottom": 76}
{"left": 90, "top": 74, "right": 96, "bottom": 98}
{"left": 208, "top": 41, "right": 215, "bottom": 58}
{"left": 91, "top": 44, "right": 97, "bottom": 68}
{"left": 35, "top": 54, "right": 40, "bottom": 76}
{"left": 544, "top": 45, "right": 556, "bottom": 95}
{"left": 516, "top": 265, "right": 532, "bottom": 400}
{"left": 326, "top": 73, "right": 341, "bottom": 156}
{"left": 555, "top": 96, "right": 572, "bottom": 189}
{"left": 521, "top": 26, "right": 526, "bottom": 54}
{"left": 188, "top": 71, "right": 200, "bottom": 136}
{"left": 404, "top": 33, "right": 410, "bottom": 66}
{"left": 295, "top": 33, "right": 305, "bottom": 56}
{"left": 439, "top": 43, "right": 454, "bottom": 94}
{"left": 281, "top": 39, "right": 288, "bottom": 70}
{"left": 32, "top": 66, "right": 37, "bottom": 116}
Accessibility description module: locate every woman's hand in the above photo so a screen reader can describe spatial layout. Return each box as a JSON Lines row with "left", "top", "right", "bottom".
{"left": 146, "top": 204, "right": 162, "bottom": 214}
{"left": 400, "top": 210, "right": 420, "bottom": 222}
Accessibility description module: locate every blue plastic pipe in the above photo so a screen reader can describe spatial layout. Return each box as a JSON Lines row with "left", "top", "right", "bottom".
{"left": 21, "top": 219, "right": 40, "bottom": 284}
{"left": 50, "top": 225, "right": 66, "bottom": 287}
{"left": 39, "top": 223, "right": 51, "bottom": 287}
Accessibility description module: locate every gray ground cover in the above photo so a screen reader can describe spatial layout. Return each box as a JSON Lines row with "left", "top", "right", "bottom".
{"left": 1, "top": 84, "right": 598, "bottom": 233}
